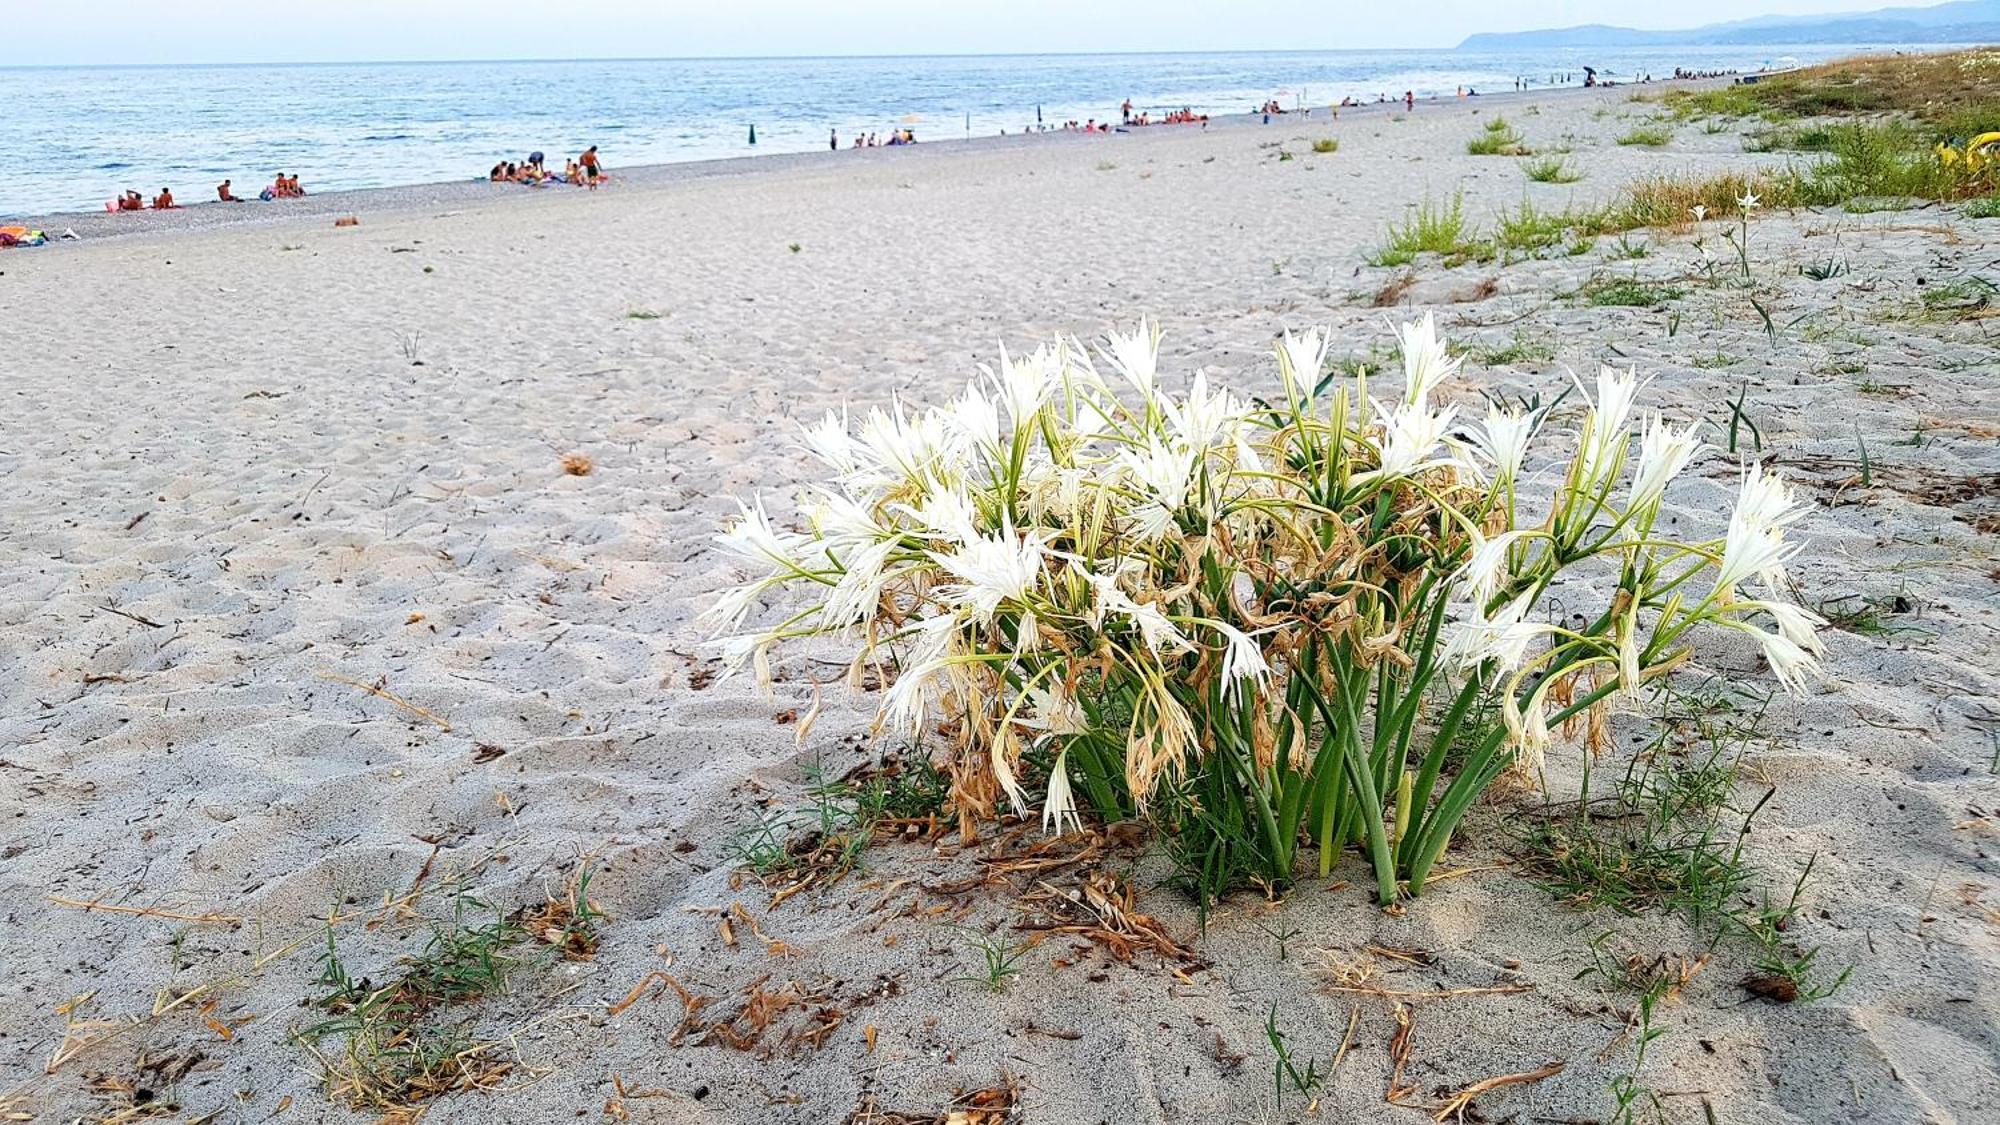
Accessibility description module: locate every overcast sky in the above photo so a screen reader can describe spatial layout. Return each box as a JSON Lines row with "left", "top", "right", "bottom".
{"left": 2, "top": 1, "right": 1905, "bottom": 66}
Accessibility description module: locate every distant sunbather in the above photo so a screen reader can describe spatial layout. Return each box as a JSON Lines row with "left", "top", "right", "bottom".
{"left": 153, "top": 188, "right": 176, "bottom": 210}
{"left": 218, "top": 179, "right": 243, "bottom": 202}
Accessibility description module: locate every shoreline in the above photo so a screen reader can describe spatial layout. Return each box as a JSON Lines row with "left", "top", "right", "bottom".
{"left": 11, "top": 77, "right": 1727, "bottom": 245}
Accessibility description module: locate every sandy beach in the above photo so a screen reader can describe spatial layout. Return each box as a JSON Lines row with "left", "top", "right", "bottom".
{"left": 3, "top": 77, "right": 1998, "bottom": 1123}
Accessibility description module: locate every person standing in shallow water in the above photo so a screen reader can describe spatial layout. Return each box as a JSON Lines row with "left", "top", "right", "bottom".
{"left": 830, "top": 128, "right": 838, "bottom": 151}
{"left": 1404, "top": 90, "right": 1415, "bottom": 112}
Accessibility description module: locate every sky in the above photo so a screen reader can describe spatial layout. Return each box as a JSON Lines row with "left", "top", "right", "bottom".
{"left": 0, "top": 0, "right": 1912, "bottom": 66}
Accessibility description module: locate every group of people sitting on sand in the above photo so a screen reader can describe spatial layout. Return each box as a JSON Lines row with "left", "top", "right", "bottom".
{"left": 111, "top": 173, "right": 305, "bottom": 212}
{"left": 846, "top": 129, "right": 917, "bottom": 148}
{"left": 487, "top": 146, "right": 604, "bottom": 189}
{"left": 1119, "top": 100, "right": 1207, "bottom": 127}
{"left": 114, "top": 189, "right": 171, "bottom": 211}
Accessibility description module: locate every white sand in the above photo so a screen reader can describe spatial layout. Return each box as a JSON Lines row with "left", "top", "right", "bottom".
{"left": 3, "top": 82, "right": 1998, "bottom": 1123}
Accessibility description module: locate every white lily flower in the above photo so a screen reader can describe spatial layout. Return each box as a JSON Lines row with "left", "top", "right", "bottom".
{"left": 1279, "top": 326, "right": 1330, "bottom": 387}
{"left": 822, "top": 538, "right": 900, "bottom": 627}
{"left": 1733, "top": 461, "right": 1806, "bottom": 533}
{"left": 1732, "top": 598, "right": 1826, "bottom": 658}
{"left": 1689, "top": 204, "right": 1708, "bottom": 222}
{"left": 1470, "top": 401, "right": 1540, "bottom": 485}
{"left": 1456, "top": 529, "right": 1529, "bottom": 608}
{"left": 1502, "top": 682, "right": 1554, "bottom": 772}
{"left": 1020, "top": 683, "right": 1089, "bottom": 736}
{"left": 1374, "top": 400, "right": 1459, "bottom": 478}
{"left": 801, "top": 408, "right": 859, "bottom": 476}
{"left": 1214, "top": 623, "right": 1272, "bottom": 689}
{"left": 988, "top": 341, "right": 1057, "bottom": 426}
{"left": 702, "top": 580, "right": 769, "bottom": 636}
{"left": 1164, "top": 371, "right": 1248, "bottom": 450}
{"left": 857, "top": 398, "right": 951, "bottom": 486}
{"left": 1713, "top": 463, "right": 1807, "bottom": 595}
{"left": 1086, "top": 570, "right": 1189, "bottom": 653}
{"left": 881, "top": 615, "right": 958, "bottom": 735}
{"left": 1397, "top": 312, "right": 1464, "bottom": 408}
{"left": 1714, "top": 519, "right": 1797, "bottom": 597}
{"left": 1738, "top": 190, "right": 1760, "bottom": 212}
{"left": 1441, "top": 590, "right": 1548, "bottom": 674}
{"left": 931, "top": 529, "right": 1044, "bottom": 625}
{"left": 1728, "top": 619, "right": 1818, "bottom": 695}
{"left": 1041, "top": 749, "right": 1082, "bottom": 835}
{"left": 1628, "top": 415, "right": 1708, "bottom": 511}
{"left": 1120, "top": 438, "right": 1198, "bottom": 511}
{"left": 813, "top": 489, "right": 882, "bottom": 552}
{"left": 946, "top": 380, "right": 1002, "bottom": 455}
{"left": 716, "top": 497, "right": 806, "bottom": 568}
{"left": 1101, "top": 319, "right": 1160, "bottom": 397}
{"left": 898, "top": 486, "right": 981, "bottom": 544}
{"left": 1575, "top": 365, "right": 1643, "bottom": 486}
{"left": 715, "top": 631, "right": 775, "bottom": 690}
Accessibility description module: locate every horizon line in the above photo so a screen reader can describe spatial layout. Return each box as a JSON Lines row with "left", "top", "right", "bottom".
{"left": 0, "top": 40, "right": 1878, "bottom": 71}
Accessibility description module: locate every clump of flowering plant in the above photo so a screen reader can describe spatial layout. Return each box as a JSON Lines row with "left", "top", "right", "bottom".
{"left": 706, "top": 316, "right": 1822, "bottom": 906}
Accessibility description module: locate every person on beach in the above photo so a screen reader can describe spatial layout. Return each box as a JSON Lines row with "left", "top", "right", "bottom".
{"left": 564, "top": 158, "right": 582, "bottom": 183}
{"left": 527, "top": 151, "right": 545, "bottom": 173}
{"left": 217, "top": 179, "right": 243, "bottom": 202}
{"left": 152, "top": 187, "right": 176, "bottom": 210}
{"left": 1404, "top": 90, "right": 1415, "bottom": 112}
{"left": 830, "top": 128, "right": 838, "bottom": 151}
{"left": 580, "top": 146, "right": 602, "bottom": 188}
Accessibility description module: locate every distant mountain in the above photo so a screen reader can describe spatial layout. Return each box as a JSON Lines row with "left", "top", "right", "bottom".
{"left": 1457, "top": 0, "right": 2000, "bottom": 48}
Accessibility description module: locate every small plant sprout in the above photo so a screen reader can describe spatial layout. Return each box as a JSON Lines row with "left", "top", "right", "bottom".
{"left": 949, "top": 926, "right": 1029, "bottom": 992}
{"left": 707, "top": 317, "right": 1827, "bottom": 907}
{"left": 1265, "top": 1003, "right": 1325, "bottom": 1105}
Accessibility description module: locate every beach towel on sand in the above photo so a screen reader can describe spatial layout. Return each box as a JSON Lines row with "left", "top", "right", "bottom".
{"left": 0, "top": 226, "right": 47, "bottom": 247}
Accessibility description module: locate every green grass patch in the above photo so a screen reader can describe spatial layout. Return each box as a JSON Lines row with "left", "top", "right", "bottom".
{"left": 1467, "top": 116, "right": 1531, "bottom": 156}
{"left": 1373, "top": 192, "right": 1487, "bottom": 265}
{"left": 1616, "top": 125, "right": 1673, "bottom": 147}
{"left": 1577, "top": 274, "right": 1685, "bottom": 308}
{"left": 1522, "top": 155, "right": 1582, "bottom": 183}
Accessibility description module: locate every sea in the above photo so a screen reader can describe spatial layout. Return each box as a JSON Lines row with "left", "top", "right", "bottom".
{"left": 0, "top": 45, "right": 1914, "bottom": 217}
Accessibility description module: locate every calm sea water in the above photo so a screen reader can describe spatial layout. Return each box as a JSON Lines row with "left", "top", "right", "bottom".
{"left": 3, "top": 46, "right": 1885, "bottom": 216}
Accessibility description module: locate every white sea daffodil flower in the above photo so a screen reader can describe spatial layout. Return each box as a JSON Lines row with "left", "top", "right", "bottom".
{"left": 1372, "top": 400, "right": 1459, "bottom": 479}
{"left": 1279, "top": 326, "right": 1331, "bottom": 387}
{"left": 932, "top": 529, "right": 1044, "bottom": 625}
{"left": 988, "top": 341, "right": 1057, "bottom": 426}
{"left": 1628, "top": 415, "right": 1708, "bottom": 512}
{"left": 1041, "top": 750, "right": 1082, "bottom": 835}
{"left": 1101, "top": 319, "right": 1160, "bottom": 397}
{"left": 1738, "top": 190, "right": 1761, "bottom": 212}
{"left": 1470, "top": 401, "right": 1540, "bottom": 485}
{"left": 1689, "top": 204, "right": 1708, "bottom": 222}
{"left": 1396, "top": 310, "right": 1464, "bottom": 408}
{"left": 1455, "top": 528, "right": 1530, "bottom": 608}
{"left": 1214, "top": 622, "right": 1273, "bottom": 690}
{"left": 1574, "top": 364, "right": 1643, "bottom": 486}
{"left": 801, "top": 408, "right": 860, "bottom": 477}
{"left": 716, "top": 496, "right": 807, "bottom": 569}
